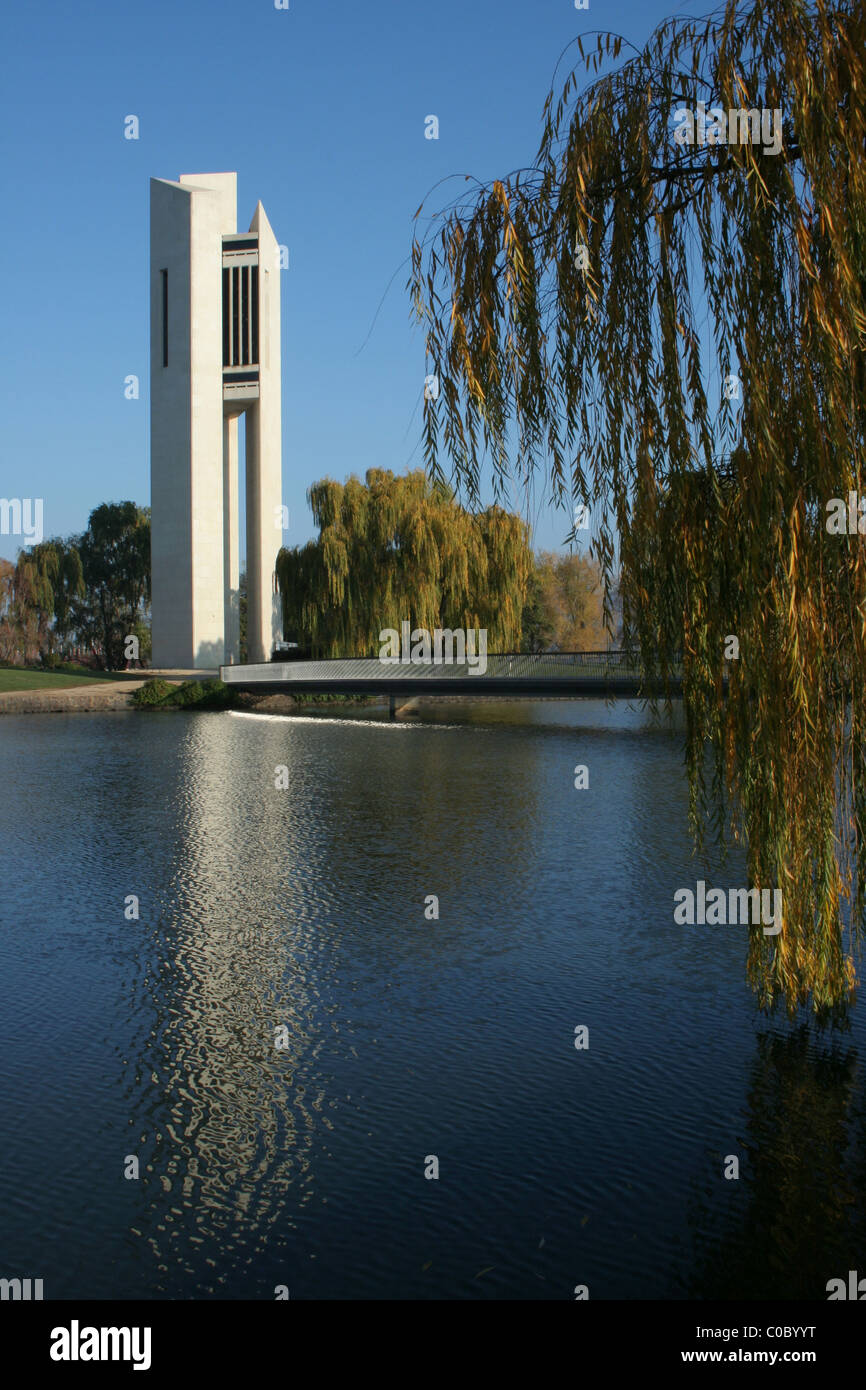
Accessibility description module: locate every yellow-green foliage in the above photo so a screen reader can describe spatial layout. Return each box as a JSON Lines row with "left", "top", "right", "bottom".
{"left": 275, "top": 468, "right": 532, "bottom": 656}
{"left": 410, "top": 0, "right": 866, "bottom": 1019}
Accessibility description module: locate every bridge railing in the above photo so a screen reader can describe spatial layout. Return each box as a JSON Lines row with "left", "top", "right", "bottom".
{"left": 221, "top": 650, "right": 670, "bottom": 684}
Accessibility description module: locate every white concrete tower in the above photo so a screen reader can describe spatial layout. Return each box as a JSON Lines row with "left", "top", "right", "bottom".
{"left": 150, "top": 172, "right": 283, "bottom": 668}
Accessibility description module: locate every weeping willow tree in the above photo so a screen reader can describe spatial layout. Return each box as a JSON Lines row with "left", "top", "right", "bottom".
{"left": 12, "top": 539, "right": 84, "bottom": 662}
{"left": 409, "top": 0, "right": 866, "bottom": 1020}
{"left": 275, "top": 468, "right": 531, "bottom": 656}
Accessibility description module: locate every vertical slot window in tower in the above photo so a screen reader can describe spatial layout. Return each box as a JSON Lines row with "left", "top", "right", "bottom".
{"left": 263, "top": 270, "right": 270, "bottom": 369}
{"left": 251, "top": 265, "right": 259, "bottom": 365}
{"left": 161, "top": 270, "right": 168, "bottom": 367}
{"left": 222, "top": 267, "right": 230, "bottom": 367}
{"left": 241, "top": 266, "right": 250, "bottom": 366}
{"left": 232, "top": 266, "right": 240, "bottom": 365}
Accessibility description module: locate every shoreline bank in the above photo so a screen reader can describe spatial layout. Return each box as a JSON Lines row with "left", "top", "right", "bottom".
{"left": 0, "top": 670, "right": 628, "bottom": 717}
{"left": 0, "top": 682, "right": 386, "bottom": 717}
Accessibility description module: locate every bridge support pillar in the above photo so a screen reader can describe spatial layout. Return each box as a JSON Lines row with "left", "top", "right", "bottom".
{"left": 389, "top": 693, "right": 396, "bottom": 721}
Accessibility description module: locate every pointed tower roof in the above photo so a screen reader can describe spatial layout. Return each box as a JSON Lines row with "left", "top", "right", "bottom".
{"left": 249, "top": 200, "right": 276, "bottom": 239}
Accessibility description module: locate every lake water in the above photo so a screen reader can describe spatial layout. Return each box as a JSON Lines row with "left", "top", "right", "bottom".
{"left": 1, "top": 701, "right": 864, "bottom": 1300}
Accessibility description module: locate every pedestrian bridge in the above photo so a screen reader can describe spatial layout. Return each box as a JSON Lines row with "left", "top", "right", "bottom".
{"left": 220, "top": 651, "right": 685, "bottom": 703}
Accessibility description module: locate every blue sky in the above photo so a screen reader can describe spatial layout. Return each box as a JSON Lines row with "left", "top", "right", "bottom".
{"left": 1, "top": 0, "right": 707, "bottom": 564}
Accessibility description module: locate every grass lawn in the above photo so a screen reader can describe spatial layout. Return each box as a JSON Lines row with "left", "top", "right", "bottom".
{"left": 0, "top": 665, "right": 125, "bottom": 692}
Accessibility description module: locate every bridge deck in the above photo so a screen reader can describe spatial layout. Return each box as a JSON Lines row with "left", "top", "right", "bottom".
{"left": 220, "top": 652, "right": 684, "bottom": 699}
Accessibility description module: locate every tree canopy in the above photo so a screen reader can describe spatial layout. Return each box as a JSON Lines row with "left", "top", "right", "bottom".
{"left": 1, "top": 502, "right": 150, "bottom": 669}
{"left": 521, "top": 551, "right": 608, "bottom": 653}
{"left": 1, "top": 540, "right": 83, "bottom": 663}
{"left": 73, "top": 502, "right": 151, "bottom": 669}
{"left": 409, "top": 0, "right": 866, "bottom": 1019}
{"left": 276, "top": 468, "right": 531, "bottom": 656}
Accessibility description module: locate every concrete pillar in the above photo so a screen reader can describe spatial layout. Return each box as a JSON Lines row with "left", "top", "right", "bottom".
{"left": 151, "top": 173, "right": 237, "bottom": 668}
{"left": 245, "top": 203, "right": 283, "bottom": 665}
{"left": 150, "top": 174, "right": 282, "bottom": 670}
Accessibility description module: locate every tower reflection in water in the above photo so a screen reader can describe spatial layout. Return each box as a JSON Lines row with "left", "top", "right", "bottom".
{"left": 119, "top": 708, "right": 544, "bottom": 1296}
{"left": 124, "top": 716, "right": 330, "bottom": 1294}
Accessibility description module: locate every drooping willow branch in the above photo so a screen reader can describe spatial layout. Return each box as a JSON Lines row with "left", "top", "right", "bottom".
{"left": 409, "top": 0, "right": 866, "bottom": 1020}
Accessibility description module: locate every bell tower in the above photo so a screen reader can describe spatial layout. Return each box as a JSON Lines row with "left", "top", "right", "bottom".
{"left": 150, "top": 172, "right": 282, "bottom": 668}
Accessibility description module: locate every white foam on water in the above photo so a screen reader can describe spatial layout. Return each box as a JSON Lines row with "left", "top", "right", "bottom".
{"left": 228, "top": 710, "right": 462, "bottom": 729}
